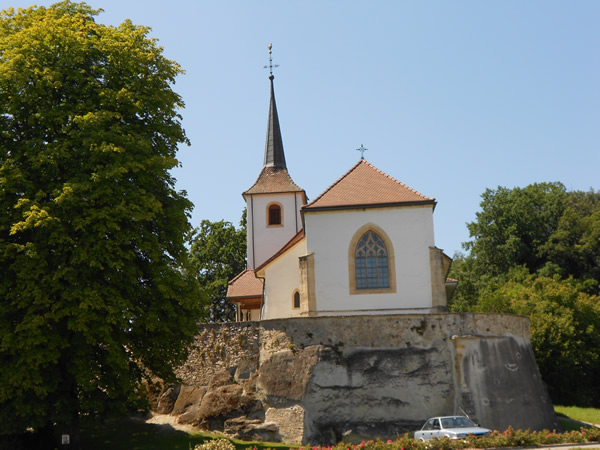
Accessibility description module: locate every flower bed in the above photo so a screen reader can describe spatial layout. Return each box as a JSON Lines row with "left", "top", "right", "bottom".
{"left": 295, "top": 426, "right": 600, "bottom": 450}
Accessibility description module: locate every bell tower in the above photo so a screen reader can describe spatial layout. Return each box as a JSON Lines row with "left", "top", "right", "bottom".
{"left": 243, "top": 44, "right": 306, "bottom": 269}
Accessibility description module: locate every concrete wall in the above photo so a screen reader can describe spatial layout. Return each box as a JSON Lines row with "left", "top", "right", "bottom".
{"left": 162, "top": 314, "right": 558, "bottom": 445}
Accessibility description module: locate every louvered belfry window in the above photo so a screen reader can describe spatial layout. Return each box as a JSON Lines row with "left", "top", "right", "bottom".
{"left": 355, "top": 231, "right": 389, "bottom": 289}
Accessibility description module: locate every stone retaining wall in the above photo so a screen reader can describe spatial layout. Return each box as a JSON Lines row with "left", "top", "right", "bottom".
{"left": 154, "top": 313, "right": 558, "bottom": 445}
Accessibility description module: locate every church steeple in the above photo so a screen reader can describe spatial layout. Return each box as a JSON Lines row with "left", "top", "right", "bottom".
{"left": 264, "top": 74, "right": 286, "bottom": 169}
{"left": 241, "top": 44, "right": 307, "bottom": 270}
{"left": 244, "top": 44, "right": 303, "bottom": 196}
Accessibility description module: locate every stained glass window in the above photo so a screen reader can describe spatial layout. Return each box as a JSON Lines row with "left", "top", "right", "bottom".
{"left": 355, "top": 231, "right": 389, "bottom": 289}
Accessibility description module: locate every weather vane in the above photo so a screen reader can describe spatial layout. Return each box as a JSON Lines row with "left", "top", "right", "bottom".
{"left": 264, "top": 43, "right": 280, "bottom": 77}
{"left": 356, "top": 144, "right": 368, "bottom": 159}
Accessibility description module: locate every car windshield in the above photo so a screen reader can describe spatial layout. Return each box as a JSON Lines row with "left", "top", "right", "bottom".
{"left": 441, "top": 417, "right": 477, "bottom": 428}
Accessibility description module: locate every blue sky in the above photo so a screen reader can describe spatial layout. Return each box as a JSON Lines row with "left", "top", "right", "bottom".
{"left": 6, "top": 1, "right": 600, "bottom": 256}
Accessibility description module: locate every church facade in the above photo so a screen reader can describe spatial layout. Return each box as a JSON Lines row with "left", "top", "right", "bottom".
{"left": 226, "top": 72, "right": 455, "bottom": 321}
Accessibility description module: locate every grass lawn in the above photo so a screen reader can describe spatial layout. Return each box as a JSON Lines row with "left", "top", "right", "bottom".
{"left": 80, "top": 418, "right": 207, "bottom": 450}
{"left": 555, "top": 405, "right": 600, "bottom": 426}
{"left": 559, "top": 418, "right": 586, "bottom": 432}
{"left": 80, "top": 417, "right": 295, "bottom": 450}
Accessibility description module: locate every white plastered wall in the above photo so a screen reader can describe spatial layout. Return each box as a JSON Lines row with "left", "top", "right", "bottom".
{"left": 304, "top": 205, "right": 436, "bottom": 315}
{"left": 261, "top": 239, "right": 307, "bottom": 320}
{"left": 245, "top": 192, "right": 304, "bottom": 269}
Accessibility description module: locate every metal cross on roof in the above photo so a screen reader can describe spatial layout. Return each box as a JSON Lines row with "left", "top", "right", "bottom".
{"left": 356, "top": 144, "right": 368, "bottom": 159}
{"left": 264, "top": 43, "right": 280, "bottom": 77}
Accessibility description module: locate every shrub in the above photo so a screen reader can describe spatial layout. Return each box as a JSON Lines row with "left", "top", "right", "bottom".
{"left": 195, "top": 438, "right": 236, "bottom": 450}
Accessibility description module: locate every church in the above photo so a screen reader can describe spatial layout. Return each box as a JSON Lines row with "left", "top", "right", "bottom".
{"left": 226, "top": 66, "right": 456, "bottom": 321}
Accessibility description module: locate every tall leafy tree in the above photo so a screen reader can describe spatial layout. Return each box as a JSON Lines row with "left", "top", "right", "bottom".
{"left": 541, "top": 189, "right": 600, "bottom": 284}
{"left": 476, "top": 270, "right": 600, "bottom": 406}
{"left": 450, "top": 182, "right": 600, "bottom": 406}
{"left": 0, "top": 2, "right": 201, "bottom": 446}
{"left": 189, "top": 211, "right": 246, "bottom": 322}
{"left": 452, "top": 184, "right": 600, "bottom": 309}
{"left": 464, "top": 182, "right": 568, "bottom": 276}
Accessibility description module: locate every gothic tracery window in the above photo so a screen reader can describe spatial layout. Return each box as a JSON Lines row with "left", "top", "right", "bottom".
{"left": 355, "top": 231, "right": 390, "bottom": 289}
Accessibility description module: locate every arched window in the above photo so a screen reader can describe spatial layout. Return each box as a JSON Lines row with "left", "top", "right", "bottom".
{"left": 267, "top": 203, "right": 282, "bottom": 226}
{"left": 348, "top": 224, "right": 396, "bottom": 295}
{"left": 292, "top": 290, "right": 301, "bottom": 309}
{"left": 355, "top": 231, "right": 389, "bottom": 289}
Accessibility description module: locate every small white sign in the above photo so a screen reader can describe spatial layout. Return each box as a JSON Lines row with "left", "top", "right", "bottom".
{"left": 61, "top": 434, "right": 70, "bottom": 445}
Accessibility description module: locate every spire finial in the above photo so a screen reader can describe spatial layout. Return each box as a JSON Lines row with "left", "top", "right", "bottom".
{"left": 264, "top": 43, "right": 279, "bottom": 79}
{"left": 356, "top": 144, "right": 368, "bottom": 159}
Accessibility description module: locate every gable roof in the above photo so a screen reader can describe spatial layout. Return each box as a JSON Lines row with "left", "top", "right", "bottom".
{"left": 303, "top": 159, "right": 435, "bottom": 212}
{"left": 226, "top": 269, "right": 263, "bottom": 300}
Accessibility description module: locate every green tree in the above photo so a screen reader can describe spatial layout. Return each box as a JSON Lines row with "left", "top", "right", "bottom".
{"left": 476, "top": 271, "right": 600, "bottom": 406}
{"left": 450, "top": 182, "right": 600, "bottom": 407}
{"left": 542, "top": 189, "right": 600, "bottom": 285}
{"left": 189, "top": 211, "right": 246, "bottom": 322}
{"left": 464, "top": 182, "right": 568, "bottom": 276}
{"left": 446, "top": 252, "right": 499, "bottom": 312}
{"left": 0, "top": 2, "right": 201, "bottom": 446}
{"left": 451, "top": 184, "right": 600, "bottom": 309}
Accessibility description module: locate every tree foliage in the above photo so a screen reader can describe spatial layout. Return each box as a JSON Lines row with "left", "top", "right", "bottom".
{"left": 188, "top": 212, "right": 246, "bottom": 322}
{"left": 0, "top": 2, "right": 201, "bottom": 445}
{"left": 450, "top": 183, "right": 600, "bottom": 406}
{"left": 463, "top": 182, "right": 568, "bottom": 276}
{"left": 475, "top": 269, "right": 600, "bottom": 404}
{"left": 541, "top": 190, "right": 600, "bottom": 282}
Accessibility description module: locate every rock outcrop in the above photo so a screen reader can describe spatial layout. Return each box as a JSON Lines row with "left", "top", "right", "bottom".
{"left": 153, "top": 314, "right": 559, "bottom": 445}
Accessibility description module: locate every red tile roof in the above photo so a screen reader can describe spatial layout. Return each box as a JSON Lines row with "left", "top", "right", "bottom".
{"left": 226, "top": 269, "right": 263, "bottom": 299}
{"left": 303, "top": 159, "right": 435, "bottom": 211}
{"left": 244, "top": 166, "right": 304, "bottom": 195}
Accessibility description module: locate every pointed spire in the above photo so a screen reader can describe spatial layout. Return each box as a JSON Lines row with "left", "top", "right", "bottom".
{"left": 263, "top": 44, "right": 286, "bottom": 169}
{"left": 244, "top": 44, "right": 305, "bottom": 196}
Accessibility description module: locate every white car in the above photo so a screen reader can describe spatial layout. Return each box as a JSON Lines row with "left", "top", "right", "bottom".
{"left": 414, "top": 416, "right": 491, "bottom": 441}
